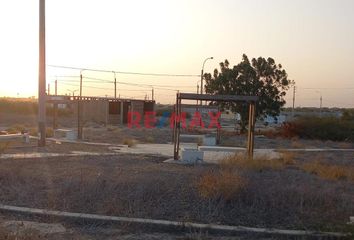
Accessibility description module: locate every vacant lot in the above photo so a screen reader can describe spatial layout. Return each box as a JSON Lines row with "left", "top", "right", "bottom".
{"left": 0, "top": 146, "right": 353, "bottom": 237}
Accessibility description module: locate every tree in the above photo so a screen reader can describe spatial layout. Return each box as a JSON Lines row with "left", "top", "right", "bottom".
{"left": 204, "top": 54, "right": 294, "bottom": 132}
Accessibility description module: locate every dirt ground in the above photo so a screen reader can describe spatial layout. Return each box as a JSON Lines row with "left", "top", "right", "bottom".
{"left": 0, "top": 145, "right": 353, "bottom": 238}
{"left": 1, "top": 114, "right": 354, "bottom": 239}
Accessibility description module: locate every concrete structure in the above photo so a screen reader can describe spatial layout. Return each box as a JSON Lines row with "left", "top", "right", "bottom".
{"left": 173, "top": 93, "right": 258, "bottom": 160}
{"left": 54, "top": 129, "right": 77, "bottom": 140}
{"left": 47, "top": 95, "right": 155, "bottom": 126}
{"left": 181, "top": 148, "right": 204, "bottom": 163}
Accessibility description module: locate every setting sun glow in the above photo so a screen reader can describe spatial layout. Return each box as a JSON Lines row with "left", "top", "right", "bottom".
{"left": 0, "top": 0, "right": 353, "bottom": 107}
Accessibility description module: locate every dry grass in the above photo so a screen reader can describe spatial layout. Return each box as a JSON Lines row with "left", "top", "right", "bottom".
{"left": 302, "top": 161, "right": 354, "bottom": 181}
{"left": 0, "top": 226, "right": 44, "bottom": 240}
{"left": 6, "top": 124, "right": 27, "bottom": 134}
{"left": 290, "top": 140, "right": 305, "bottom": 149}
{"left": 0, "top": 153, "right": 353, "bottom": 233}
{"left": 106, "top": 126, "right": 121, "bottom": 133}
{"left": 0, "top": 142, "right": 10, "bottom": 155}
{"left": 28, "top": 128, "right": 54, "bottom": 138}
{"left": 337, "top": 141, "right": 352, "bottom": 149}
{"left": 278, "top": 150, "right": 297, "bottom": 165}
{"left": 144, "top": 136, "right": 155, "bottom": 143}
{"left": 196, "top": 170, "right": 248, "bottom": 201}
{"left": 220, "top": 154, "right": 286, "bottom": 172}
{"left": 123, "top": 138, "right": 137, "bottom": 147}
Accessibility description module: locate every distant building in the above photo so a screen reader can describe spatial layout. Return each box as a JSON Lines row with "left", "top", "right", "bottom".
{"left": 47, "top": 95, "right": 155, "bottom": 125}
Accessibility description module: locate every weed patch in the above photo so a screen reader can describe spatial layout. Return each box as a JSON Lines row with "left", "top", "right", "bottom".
{"left": 123, "top": 138, "right": 137, "bottom": 147}
{"left": 302, "top": 161, "right": 354, "bottom": 181}
{"left": 220, "top": 154, "right": 286, "bottom": 172}
{"left": 196, "top": 170, "right": 248, "bottom": 201}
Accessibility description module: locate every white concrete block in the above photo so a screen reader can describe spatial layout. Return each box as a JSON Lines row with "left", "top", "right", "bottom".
{"left": 181, "top": 148, "right": 204, "bottom": 163}
{"left": 54, "top": 129, "right": 78, "bottom": 140}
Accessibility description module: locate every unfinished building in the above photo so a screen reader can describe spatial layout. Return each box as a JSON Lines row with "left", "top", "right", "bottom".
{"left": 47, "top": 95, "right": 155, "bottom": 126}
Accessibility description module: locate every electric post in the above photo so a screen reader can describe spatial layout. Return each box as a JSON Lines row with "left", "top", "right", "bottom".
{"left": 292, "top": 86, "right": 296, "bottom": 118}
{"left": 38, "top": 0, "right": 46, "bottom": 147}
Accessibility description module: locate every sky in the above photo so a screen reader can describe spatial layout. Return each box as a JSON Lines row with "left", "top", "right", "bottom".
{"left": 0, "top": 0, "right": 353, "bottom": 107}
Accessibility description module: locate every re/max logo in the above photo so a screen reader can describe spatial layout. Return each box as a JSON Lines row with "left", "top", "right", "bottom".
{"left": 128, "top": 111, "right": 221, "bottom": 129}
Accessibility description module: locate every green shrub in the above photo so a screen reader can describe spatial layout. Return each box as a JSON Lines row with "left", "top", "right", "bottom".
{"left": 281, "top": 116, "right": 354, "bottom": 142}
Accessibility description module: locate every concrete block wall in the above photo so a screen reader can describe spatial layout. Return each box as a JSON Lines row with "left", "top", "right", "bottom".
{"left": 82, "top": 100, "right": 109, "bottom": 124}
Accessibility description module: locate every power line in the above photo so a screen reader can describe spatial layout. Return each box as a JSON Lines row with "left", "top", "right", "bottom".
{"left": 59, "top": 82, "right": 113, "bottom": 90}
{"left": 298, "top": 87, "right": 354, "bottom": 90}
{"left": 53, "top": 79, "right": 185, "bottom": 92}
{"left": 82, "top": 76, "right": 189, "bottom": 91}
{"left": 51, "top": 76, "right": 195, "bottom": 89}
{"left": 48, "top": 65, "right": 201, "bottom": 77}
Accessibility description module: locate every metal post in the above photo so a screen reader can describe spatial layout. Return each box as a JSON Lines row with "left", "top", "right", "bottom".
{"left": 200, "top": 69, "right": 203, "bottom": 106}
{"left": 53, "top": 79, "right": 58, "bottom": 129}
{"left": 292, "top": 86, "right": 296, "bottom": 118}
{"left": 197, "top": 84, "right": 199, "bottom": 105}
{"left": 173, "top": 94, "right": 179, "bottom": 160}
{"left": 172, "top": 103, "right": 176, "bottom": 143}
{"left": 38, "top": 0, "right": 46, "bottom": 147}
{"left": 176, "top": 94, "right": 182, "bottom": 160}
{"left": 120, "top": 101, "right": 124, "bottom": 124}
{"left": 216, "top": 107, "right": 221, "bottom": 145}
{"left": 77, "top": 72, "right": 83, "bottom": 139}
{"left": 247, "top": 103, "right": 256, "bottom": 159}
{"left": 113, "top": 71, "right": 117, "bottom": 98}
{"left": 320, "top": 95, "right": 322, "bottom": 117}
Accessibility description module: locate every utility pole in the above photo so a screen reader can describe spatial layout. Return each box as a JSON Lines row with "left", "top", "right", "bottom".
{"left": 47, "top": 83, "right": 50, "bottom": 95}
{"left": 320, "top": 95, "right": 323, "bottom": 117}
{"left": 292, "top": 86, "right": 296, "bottom": 118}
{"left": 197, "top": 84, "right": 199, "bottom": 105}
{"left": 53, "top": 79, "right": 58, "bottom": 129}
{"left": 113, "top": 71, "right": 117, "bottom": 98}
{"left": 77, "top": 71, "right": 83, "bottom": 140}
{"left": 38, "top": 0, "right": 46, "bottom": 147}
{"left": 55, "top": 79, "right": 57, "bottom": 95}
{"left": 151, "top": 88, "right": 154, "bottom": 101}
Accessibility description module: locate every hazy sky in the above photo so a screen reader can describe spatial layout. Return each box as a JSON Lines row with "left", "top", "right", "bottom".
{"left": 0, "top": 0, "right": 353, "bottom": 107}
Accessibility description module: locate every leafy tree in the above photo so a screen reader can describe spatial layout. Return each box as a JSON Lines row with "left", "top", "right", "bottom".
{"left": 204, "top": 54, "right": 294, "bottom": 132}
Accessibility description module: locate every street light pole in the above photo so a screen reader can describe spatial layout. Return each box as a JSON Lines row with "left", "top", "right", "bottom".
{"left": 200, "top": 57, "right": 213, "bottom": 105}
{"left": 67, "top": 89, "right": 78, "bottom": 97}
{"left": 38, "top": 0, "right": 46, "bottom": 147}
